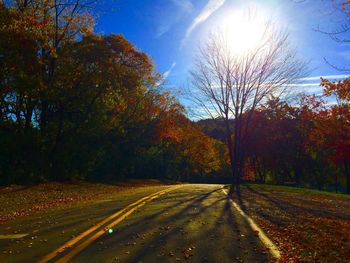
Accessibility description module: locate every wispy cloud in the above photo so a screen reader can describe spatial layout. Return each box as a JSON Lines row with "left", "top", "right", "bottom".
{"left": 286, "top": 83, "right": 323, "bottom": 95}
{"left": 163, "top": 62, "right": 177, "bottom": 79}
{"left": 156, "top": 24, "right": 173, "bottom": 38}
{"left": 286, "top": 83, "right": 320, "bottom": 87}
{"left": 288, "top": 74, "right": 348, "bottom": 91}
{"left": 181, "top": 0, "right": 226, "bottom": 48}
{"left": 287, "top": 74, "right": 348, "bottom": 94}
{"left": 299, "top": 74, "right": 348, "bottom": 81}
{"left": 172, "top": 0, "right": 193, "bottom": 13}
{"left": 156, "top": 0, "right": 193, "bottom": 38}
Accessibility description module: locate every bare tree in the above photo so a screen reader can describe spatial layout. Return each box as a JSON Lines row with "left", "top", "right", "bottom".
{"left": 189, "top": 21, "right": 308, "bottom": 188}
{"left": 312, "top": 0, "right": 350, "bottom": 72}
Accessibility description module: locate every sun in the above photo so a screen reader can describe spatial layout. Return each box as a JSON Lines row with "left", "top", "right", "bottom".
{"left": 220, "top": 10, "right": 269, "bottom": 56}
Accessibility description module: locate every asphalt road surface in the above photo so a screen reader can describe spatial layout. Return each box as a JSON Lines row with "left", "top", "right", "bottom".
{"left": 0, "top": 184, "right": 273, "bottom": 263}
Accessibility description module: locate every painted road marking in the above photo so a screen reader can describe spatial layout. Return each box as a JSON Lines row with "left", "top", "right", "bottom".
{"left": 222, "top": 189, "right": 281, "bottom": 261}
{"left": 0, "top": 234, "right": 28, "bottom": 239}
{"left": 56, "top": 187, "right": 179, "bottom": 263}
{"left": 94, "top": 199, "right": 113, "bottom": 203}
{"left": 38, "top": 186, "right": 181, "bottom": 263}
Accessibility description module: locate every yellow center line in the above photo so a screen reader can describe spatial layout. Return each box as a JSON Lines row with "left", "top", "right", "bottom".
{"left": 56, "top": 187, "right": 178, "bottom": 263}
{"left": 38, "top": 186, "right": 180, "bottom": 263}
{"left": 55, "top": 186, "right": 180, "bottom": 263}
{"left": 0, "top": 234, "right": 28, "bottom": 239}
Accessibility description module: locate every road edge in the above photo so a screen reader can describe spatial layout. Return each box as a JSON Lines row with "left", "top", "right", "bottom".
{"left": 222, "top": 189, "right": 281, "bottom": 261}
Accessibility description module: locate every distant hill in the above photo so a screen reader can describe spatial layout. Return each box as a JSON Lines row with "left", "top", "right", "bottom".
{"left": 195, "top": 119, "right": 233, "bottom": 142}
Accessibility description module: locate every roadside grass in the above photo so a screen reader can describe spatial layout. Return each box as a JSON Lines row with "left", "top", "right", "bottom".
{"left": 0, "top": 179, "right": 171, "bottom": 225}
{"left": 242, "top": 183, "right": 350, "bottom": 198}
{"left": 228, "top": 183, "right": 350, "bottom": 262}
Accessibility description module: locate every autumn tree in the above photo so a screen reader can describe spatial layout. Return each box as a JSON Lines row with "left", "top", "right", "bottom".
{"left": 0, "top": 0, "right": 95, "bottom": 129}
{"left": 320, "top": 77, "right": 350, "bottom": 193}
{"left": 0, "top": 1, "right": 227, "bottom": 184}
{"left": 241, "top": 96, "right": 313, "bottom": 186}
{"left": 0, "top": 0, "right": 96, "bottom": 180}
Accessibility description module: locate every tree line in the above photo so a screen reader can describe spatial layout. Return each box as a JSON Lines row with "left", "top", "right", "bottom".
{"left": 199, "top": 82, "right": 350, "bottom": 194}
{"left": 0, "top": 0, "right": 227, "bottom": 184}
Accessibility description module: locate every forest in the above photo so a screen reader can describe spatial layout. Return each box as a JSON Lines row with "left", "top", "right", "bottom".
{"left": 0, "top": 0, "right": 226, "bottom": 185}
{"left": 0, "top": 0, "right": 349, "bottom": 194}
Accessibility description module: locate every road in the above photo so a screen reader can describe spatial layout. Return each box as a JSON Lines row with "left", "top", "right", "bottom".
{"left": 0, "top": 184, "right": 273, "bottom": 263}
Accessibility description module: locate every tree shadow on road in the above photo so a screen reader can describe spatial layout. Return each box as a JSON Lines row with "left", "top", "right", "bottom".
{"left": 87, "top": 186, "right": 270, "bottom": 263}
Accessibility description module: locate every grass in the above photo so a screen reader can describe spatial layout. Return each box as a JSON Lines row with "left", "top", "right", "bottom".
{"left": 229, "top": 183, "right": 350, "bottom": 262}
{"left": 241, "top": 183, "right": 350, "bottom": 198}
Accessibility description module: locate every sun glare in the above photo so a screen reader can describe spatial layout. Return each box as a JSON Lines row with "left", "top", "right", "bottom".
{"left": 220, "top": 10, "right": 268, "bottom": 55}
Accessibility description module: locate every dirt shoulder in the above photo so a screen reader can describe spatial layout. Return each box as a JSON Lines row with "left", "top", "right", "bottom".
{"left": 229, "top": 184, "right": 350, "bottom": 262}
{"left": 0, "top": 180, "right": 171, "bottom": 225}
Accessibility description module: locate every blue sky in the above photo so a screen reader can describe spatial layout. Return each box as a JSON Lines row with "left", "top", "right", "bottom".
{"left": 95, "top": 0, "right": 349, "bottom": 98}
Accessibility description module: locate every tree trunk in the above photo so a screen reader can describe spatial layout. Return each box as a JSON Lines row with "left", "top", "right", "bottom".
{"left": 224, "top": 120, "right": 237, "bottom": 188}
{"left": 49, "top": 104, "right": 64, "bottom": 180}
{"left": 40, "top": 100, "right": 48, "bottom": 132}
{"left": 24, "top": 102, "right": 33, "bottom": 131}
{"left": 344, "top": 160, "right": 350, "bottom": 194}
{"left": 233, "top": 117, "right": 241, "bottom": 187}
{"left": 295, "top": 165, "right": 302, "bottom": 187}
{"left": 334, "top": 172, "right": 338, "bottom": 193}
